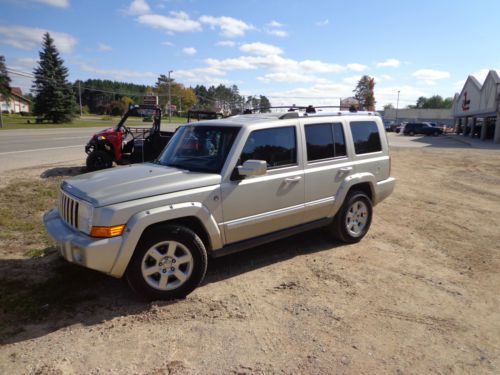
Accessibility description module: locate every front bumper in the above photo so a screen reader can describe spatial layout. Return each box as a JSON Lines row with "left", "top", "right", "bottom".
{"left": 43, "top": 208, "right": 123, "bottom": 276}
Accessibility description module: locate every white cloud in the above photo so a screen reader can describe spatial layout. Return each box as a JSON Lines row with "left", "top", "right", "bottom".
{"left": 127, "top": 0, "right": 150, "bottom": 15}
{"left": 239, "top": 42, "right": 283, "bottom": 56}
{"left": 78, "top": 62, "right": 156, "bottom": 80}
{"left": 376, "top": 58, "right": 401, "bottom": 68}
{"left": 267, "top": 29, "right": 288, "bottom": 37}
{"left": 31, "top": 0, "right": 69, "bottom": 8}
{"left": 9, "top": 57, "right": 38, "bottom": 71}
{"left": 258, "top": 72, "right": 329, "bottom": 84}
{"left": 343, "top": 75, "right": 362, "bottom": 85}
{"left": 161, "top": 41, "right": 174, "bottom": 46}
{"left": 347, "top": 63, "right": 367, "bottom": 72}
{"left": 199, "top": 15, "right": 254, "bottom": 37}
{"left": 316, "top": 19, "right": 329, "bottom": 27}
{"left": 380, "top": 74, "right": 393, "bottom": 81}
{"left": 98, "top": 43, "right": 112, "bottom": 51}
{"left": 216, "top": 40, "right": 236, "bottom": 47}
{"left": 412, "top": 69, "right": 450, "bottom": 85}
{"left": 299, "top": 60, "right": 344, "bottom": 73}
{"left": 182, "top": 47, "right": 196, "bottom": 55}
{"left": 138, "top": 12, "right": 202, "bottom": 32}
{"left": 0, "top": 26, "right": 77, "bottom": 53}
{"left": 205, "top": 55, "right": 346, "bottom": 75}
{"left": 267, "top": 20, "right": 284, "bottom": 28}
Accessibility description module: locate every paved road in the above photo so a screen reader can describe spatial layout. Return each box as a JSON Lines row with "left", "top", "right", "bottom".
{"left": 0, "top": 123, "right": 180, "bottom": 173}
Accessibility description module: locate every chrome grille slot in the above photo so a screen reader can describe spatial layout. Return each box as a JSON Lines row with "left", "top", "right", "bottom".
{"left": 59, "top": 190, "right": 80, "bottom": 229}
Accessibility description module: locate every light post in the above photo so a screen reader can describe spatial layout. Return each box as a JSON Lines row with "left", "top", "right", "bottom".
{"left": 168, "top": 70, "right": 173, "bottom": 123}
{"left": 395, "top": 90, "right": 400, "bottom": 123}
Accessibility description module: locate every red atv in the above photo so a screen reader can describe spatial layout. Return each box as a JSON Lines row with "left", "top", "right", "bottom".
{"left": 85, "top": 105, "right": 175, "bottom": 171}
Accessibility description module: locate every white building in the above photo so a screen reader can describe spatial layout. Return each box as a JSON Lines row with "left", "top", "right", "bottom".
{"left": 452, "top": 70, "right": 500, "bottom": 143}
{"left": 0, "top": 87, "right": 31, "bottom": 113}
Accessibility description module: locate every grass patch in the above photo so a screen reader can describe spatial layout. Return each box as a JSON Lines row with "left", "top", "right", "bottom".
{"left": 0, "top": 178, "right": 62, "bottom": 253}
{"left": 24, "top": 247, "right": 56, "bottom": 258}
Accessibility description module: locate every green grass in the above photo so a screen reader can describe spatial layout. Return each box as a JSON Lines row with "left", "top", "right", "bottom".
{"left": 0, "top": 114, "right": 187, "bottom": 130}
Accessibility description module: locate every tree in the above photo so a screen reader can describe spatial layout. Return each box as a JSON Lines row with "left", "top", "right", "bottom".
{"left": 32, "top": 33, "right": 75, "bottom": 123}
{"left": 383, "top": 103, "right": 394, "bottom": 110}
{"left": 0, "top": 55, "right": 12, "bottom": 128}
{"left": 410, "top": 95, "right": 454, "bottom": 109}
{"left": 353, "top": 75, "right": 376, "bottom": 110}
{"left": 259, "top": 95, "right": 271, "bottom": 112}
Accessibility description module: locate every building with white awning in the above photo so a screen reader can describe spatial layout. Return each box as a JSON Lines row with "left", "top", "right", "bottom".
{"left": 452, "top": 70, "right": 500, "bottom": 143}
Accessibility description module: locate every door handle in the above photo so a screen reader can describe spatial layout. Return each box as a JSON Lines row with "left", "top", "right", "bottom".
{"left": 339, "top": 167, "right": 353, "bottom": 173}
{"left": 284, "top": 176, "right": 302, "bottom": 183}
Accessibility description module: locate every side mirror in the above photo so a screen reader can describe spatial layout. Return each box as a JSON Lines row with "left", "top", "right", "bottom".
{"left": 237, "top": 160, "right": 267, "bottom": 177}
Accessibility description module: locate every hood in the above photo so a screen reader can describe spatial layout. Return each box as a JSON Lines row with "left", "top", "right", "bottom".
{"left": 62, "top": 163, "right": 221, "bottom": 207}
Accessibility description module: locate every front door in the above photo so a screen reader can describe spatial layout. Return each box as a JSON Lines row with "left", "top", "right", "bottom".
{"left": 220, "top": 125, "right": 305, "bottom": 244}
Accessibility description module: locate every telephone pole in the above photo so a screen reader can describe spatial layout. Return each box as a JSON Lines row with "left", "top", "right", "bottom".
{"left": 168, "top": 70, "right": 173, "bottom": 122}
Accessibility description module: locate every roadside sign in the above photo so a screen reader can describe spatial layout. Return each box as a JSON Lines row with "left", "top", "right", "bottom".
{"left": 143, "top": 95, "right": 158, "bottom": 106}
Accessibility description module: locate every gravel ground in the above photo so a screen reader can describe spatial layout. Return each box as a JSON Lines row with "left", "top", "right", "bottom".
{"left": 0, "top": 143, "right": 499, "bottom": 374}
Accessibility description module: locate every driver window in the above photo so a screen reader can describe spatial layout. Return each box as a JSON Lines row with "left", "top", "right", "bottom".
{"left": 240, "top": 127, "right": 297, "bottom": 169}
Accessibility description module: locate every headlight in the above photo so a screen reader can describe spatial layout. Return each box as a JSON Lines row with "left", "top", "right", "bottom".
{"left": 77, "top": 200, "right": 94, "bottom": 234}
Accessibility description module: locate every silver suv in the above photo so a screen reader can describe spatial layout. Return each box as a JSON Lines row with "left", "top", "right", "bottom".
{"left": 44, "top": 109, "right": 395, "bottom": 300}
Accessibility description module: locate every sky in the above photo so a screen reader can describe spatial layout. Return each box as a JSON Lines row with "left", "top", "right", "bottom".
{"left": 1, "top": 0, "right": 500, "bottom": 109}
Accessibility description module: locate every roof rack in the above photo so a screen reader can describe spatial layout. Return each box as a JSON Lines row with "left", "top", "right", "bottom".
{"left": 242, "top": 105, "right": 379, "bottom": 120}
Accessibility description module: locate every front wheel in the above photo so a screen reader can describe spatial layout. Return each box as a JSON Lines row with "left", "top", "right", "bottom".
{"left": 331, "top": 191, "right": 373, "bottom": 243}
{"left": 86, "top": 150, "right": 113, "bottom": 171}
{"left": 125, "top": 225, "right": 208, "bottom": 300}
{"left": 433, "top": 131, "right": 439, "bottom": 136}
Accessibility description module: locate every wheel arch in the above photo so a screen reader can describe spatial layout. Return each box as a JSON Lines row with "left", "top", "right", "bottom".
{"left": 108, "top": 202, "right": 221, "bottom": 278}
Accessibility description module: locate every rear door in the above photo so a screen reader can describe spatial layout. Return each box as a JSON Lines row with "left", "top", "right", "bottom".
{"left": 302, "top": 120, "right": 350, "bottom": 222}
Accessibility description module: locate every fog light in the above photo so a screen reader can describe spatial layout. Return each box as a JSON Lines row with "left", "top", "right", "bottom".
{"left": 90, "top": 225, "right": 125, "bottom": 238}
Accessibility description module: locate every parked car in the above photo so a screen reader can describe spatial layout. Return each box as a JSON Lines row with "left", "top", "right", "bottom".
{"left": 403, "top": 122, "right": 443, "bottom": 136}
{"left": 44, "top": 107, "right": 396, "bottom": 300}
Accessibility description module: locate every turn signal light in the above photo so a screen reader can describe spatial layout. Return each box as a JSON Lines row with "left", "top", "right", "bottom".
{"left": 90, "top": 225, "right": 126, "bottom": 238}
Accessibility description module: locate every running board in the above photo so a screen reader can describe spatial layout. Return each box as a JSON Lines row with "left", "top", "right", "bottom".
{"left": 210, "top": 218, "right": 332, "bottom": 258}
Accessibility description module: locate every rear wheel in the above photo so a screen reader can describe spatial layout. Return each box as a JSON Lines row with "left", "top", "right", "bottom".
{"left": 409, "top": 131, "right": 415, "bottom": 136}
{"left": 86, "top": 150, "right": 113, "bottom": 171}
{"left": 332, "top": 191, "right": 373, "bottom": 243}
{"left": 433, "top": 131, "right": 439, "bottom": 136}
{"left": 125, "top": 225, "right": 208, "bottom": 300}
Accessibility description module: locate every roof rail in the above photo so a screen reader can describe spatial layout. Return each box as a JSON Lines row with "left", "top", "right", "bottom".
{"left": 248, "top": 104, "right": 365, "bottom": 113}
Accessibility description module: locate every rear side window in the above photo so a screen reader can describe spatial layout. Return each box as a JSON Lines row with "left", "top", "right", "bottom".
{"left": 350, "top": 121, "right": 382, "bottom": 154}
{"left": 305, "top": 123, "right": 346, "bottom": 162}
{"left": 241, "top": 126, "right": 296, "bottom": 168}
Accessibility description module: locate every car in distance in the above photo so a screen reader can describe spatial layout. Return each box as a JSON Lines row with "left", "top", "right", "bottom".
{"left": 44, "top": 108, "right": 396, "bottom": 300}
{"left": 403, "top": 122, "right": 443, "bottom": 136}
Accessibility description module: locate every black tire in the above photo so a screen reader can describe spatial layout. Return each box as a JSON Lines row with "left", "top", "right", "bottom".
{"left": 125, "top": 225, "right": 208, "bottom": 300}
{"left": 409, "top": 131, "right": 415, "bottom": 136}
{"left": 433, "top": 131, "right": 439, "bottom": 136}
{"left": 331, "top": 191, "right": 373, "bottom": 243}
{"left": 86, "top": 150, "right": 113, "bottom": 171}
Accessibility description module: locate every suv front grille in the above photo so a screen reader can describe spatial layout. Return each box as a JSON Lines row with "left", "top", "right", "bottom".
{"left": 59, "top": 191, "right": 79, "bottom": 229}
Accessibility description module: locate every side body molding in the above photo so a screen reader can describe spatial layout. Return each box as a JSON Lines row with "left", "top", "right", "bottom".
{"left": 109, "top": 202, "right": 222, "bottom": 277}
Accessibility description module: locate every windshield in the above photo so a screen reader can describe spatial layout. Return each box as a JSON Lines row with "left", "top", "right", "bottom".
{"left": 157, "top": 125, "right": 240, "bottom": 173}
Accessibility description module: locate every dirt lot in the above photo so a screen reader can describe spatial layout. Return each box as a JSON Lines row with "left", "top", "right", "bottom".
{"left": 0, "top": 143, "right": 499, "bottom": 374}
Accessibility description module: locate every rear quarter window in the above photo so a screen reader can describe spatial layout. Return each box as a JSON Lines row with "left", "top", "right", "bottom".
{"left": 349, "top": 121, "right": 382, "bottom": 154}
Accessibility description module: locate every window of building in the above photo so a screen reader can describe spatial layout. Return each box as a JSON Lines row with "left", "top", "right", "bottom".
{"left": 350, "top": 121, "right": 382, "bottom": 154}
{"left": 241, "top": 126, "right": 297, "bottom": 168}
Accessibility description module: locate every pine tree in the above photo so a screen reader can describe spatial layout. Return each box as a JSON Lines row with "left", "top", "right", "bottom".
{"left": 32, "top": 33, "right": 75, "bottom": 123}
{"left": 0, "top": 55, "right": 11, "bottom": 128}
